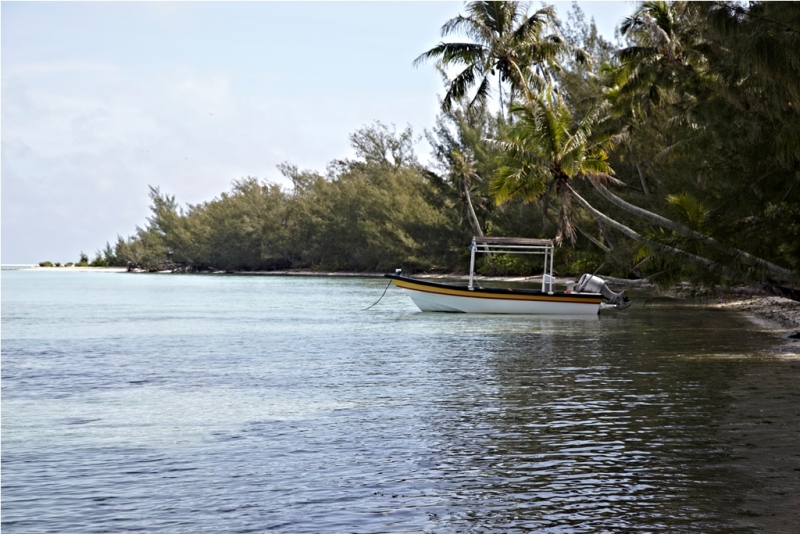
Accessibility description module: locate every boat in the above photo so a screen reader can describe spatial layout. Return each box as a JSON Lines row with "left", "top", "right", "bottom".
{"left": 386, "top": 236, "right": 629, "bottom": 315}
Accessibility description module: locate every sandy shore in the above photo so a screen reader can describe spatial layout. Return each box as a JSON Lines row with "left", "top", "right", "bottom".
{"left": 705, "top": 294, "right": 800, "bottom": 360}
{"left": 594, "top": 275, "right": 800, "bottom": 338}
{"left": 711, "top": 295, "right": 800, "bottom": 331}
{"left": 12, "top": 266, "right": 128, "bottom": 273}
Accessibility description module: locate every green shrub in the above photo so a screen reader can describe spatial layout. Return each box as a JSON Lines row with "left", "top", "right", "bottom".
{"left": 90, "top": 252, "right": 109, "bottom": 267}
{"left": 65, "top": 262, "right": 74, "bottom": 267}
{"left": 479, "top": 254, "right": 542, "bottom": 276}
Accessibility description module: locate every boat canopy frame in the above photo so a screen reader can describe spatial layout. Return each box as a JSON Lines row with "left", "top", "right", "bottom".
{"left": 468, "top": 236, "right": 555, "bottom": 292}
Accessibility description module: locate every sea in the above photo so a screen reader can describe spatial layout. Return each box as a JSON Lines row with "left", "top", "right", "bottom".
{"left": 2, "top": 270, "right": 799, "bottom": 533}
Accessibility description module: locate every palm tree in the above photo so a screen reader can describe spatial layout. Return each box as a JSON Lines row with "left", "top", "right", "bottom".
{"left": 489, "top": 86, "right": 617, "bottom": 244}
{"left": 612, "top": 1, "right": 705, "bottom": 111}
{"left": 564, "top": 184, "right": 749, "bottom": 284}
{"left": 414, "top": 1, "right": 585, "bottom": 113}
{"left": 449, "top": 150, "right": 485, "bottom": 238}
{"left": 488, "top": 83, "right": 797, "bottom": 287}
{"left": 603, "top": 1, "right": 798, "bottom": 285}
{"left": 586, "top": 172, "right": 797, "bottom": 284}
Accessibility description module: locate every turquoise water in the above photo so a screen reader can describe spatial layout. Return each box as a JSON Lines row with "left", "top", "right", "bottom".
{"left": 3, "top": 271, "right": 799, "bottom": 532}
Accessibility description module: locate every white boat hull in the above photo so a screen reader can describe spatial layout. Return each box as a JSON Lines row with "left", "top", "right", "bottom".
{"left": 388, "top": 276, "right": 602, "bottom": 315}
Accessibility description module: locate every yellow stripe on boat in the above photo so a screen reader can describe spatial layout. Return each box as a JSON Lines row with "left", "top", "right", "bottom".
{"left": 391, "top": 278, "right": 602, "bottom": 304}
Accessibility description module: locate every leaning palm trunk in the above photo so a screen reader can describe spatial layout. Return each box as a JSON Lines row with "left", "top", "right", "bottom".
{"left": 463, "top": 176, "right": 484, "bottom": 238}
{"left": 463, "top": 177, "right": 493, "bottom": 258}
{"left": 567, "top": 185, "right": 754, "bottom": 286}
{"left": 635, "top": 163, "right": 651, "bottom": 195}
{"left": 575, "top": 225, "right": 611, "bottom": 252}
{"left": 589, "top": 182, "right": 797, "bottom": 284}
{"left": 596, "top": 218, "right": 614, "bottom": 249}
{"left": 544, "top": 209, "right": 609, "bottom": 252}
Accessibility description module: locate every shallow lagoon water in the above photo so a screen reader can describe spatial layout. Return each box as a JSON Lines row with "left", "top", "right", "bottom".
{"left": 3, "top": 271, "right": 799, "bottom": 532}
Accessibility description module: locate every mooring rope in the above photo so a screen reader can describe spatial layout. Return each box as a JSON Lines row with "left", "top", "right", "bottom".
{"left": 364, "top": 279, "right": 393, "bottom": 310}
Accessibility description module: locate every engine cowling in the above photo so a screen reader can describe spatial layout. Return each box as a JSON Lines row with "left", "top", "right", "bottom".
{"left": 575, "top": 274, "right": 631, "bottom": 309}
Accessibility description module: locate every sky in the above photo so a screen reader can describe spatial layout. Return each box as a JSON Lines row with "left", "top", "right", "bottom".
{"left": 1, "top": 1, "right": 635, "bottom": 264}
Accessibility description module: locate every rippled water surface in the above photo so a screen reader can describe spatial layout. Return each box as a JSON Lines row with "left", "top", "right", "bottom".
{"left": 3, "top": 271, "right": 800, "bottom": 533}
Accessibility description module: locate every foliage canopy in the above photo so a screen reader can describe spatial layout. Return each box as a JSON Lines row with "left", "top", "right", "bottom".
{"left": 101, "top": 1, "right": 798, "bottom": 297}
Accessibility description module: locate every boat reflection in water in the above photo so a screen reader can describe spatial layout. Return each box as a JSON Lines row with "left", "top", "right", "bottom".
{"left": 387, "top": 236, "right": 629, "bottom": 315}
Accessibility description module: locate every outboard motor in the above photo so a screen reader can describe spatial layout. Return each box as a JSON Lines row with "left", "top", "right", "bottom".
{"left": 575, "top": 274, "right": 631, "bottom": 309}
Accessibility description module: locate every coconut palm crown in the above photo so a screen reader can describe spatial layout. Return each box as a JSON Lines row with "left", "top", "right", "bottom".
{"left": 414, "top": 1, "right": 587, "bottom": 113}
{"left": 489, "top": 86, "right": 619, "bottom": 244}
{"left": 611, "top": 1, "right": 706, "bottom": 109}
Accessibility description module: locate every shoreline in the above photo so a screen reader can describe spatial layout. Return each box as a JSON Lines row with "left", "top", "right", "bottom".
{"left": 709, "top": 295, "right": 800, "bottom": 331}
{"left": 711, "top": 295, "right": 800, "bottom": 360}
{"left": 16, "top": 266, "right": 580, "bottom": 281}
{"left": 9, "top": 266, "right": 128, "bottom": 273}
{"left": 13, "top": 265, "right": 800, "bottom": 338}
{"left": 706, "top": 295, "right": 800, "bottom": 358}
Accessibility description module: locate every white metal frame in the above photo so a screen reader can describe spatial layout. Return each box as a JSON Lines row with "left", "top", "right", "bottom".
{"left": 467, "top": 237, "right": 555, "bottom": 293}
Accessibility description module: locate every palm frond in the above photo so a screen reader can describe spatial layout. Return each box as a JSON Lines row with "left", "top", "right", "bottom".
{"left": 654, "top": 138, "right": 690, "bottom": 162}
{"left": 666, "top": 192, "right": 707, "bottom": 227}
{"left": 413, "top": 42, "right": 486, "bottom": 68}
{"left": 484, "top": 137, "right": 539, "bottom": 163}
{"left": 468, "top": 74, "right": 493, "bottom": 110}
{"left": 441, "top": 15, "right": 482, "bottom": 38}
{"left": 441, "top": 65, "right": 482, "bottom": 111}
{"left": 489, "top": 164, "right": 548, "bottom": 205}
{"left": 512, "top": 5, "right": 554, "bottom": 42}
{"left": 616, "top": 45, "right": 659, "bottom": 64}
{"left": 563, "top": 101, "right": 608, "bottom": 157}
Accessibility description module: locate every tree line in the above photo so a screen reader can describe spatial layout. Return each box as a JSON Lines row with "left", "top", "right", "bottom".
{"left": 98, "top": 1, "right": 799, "bottom": 297}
